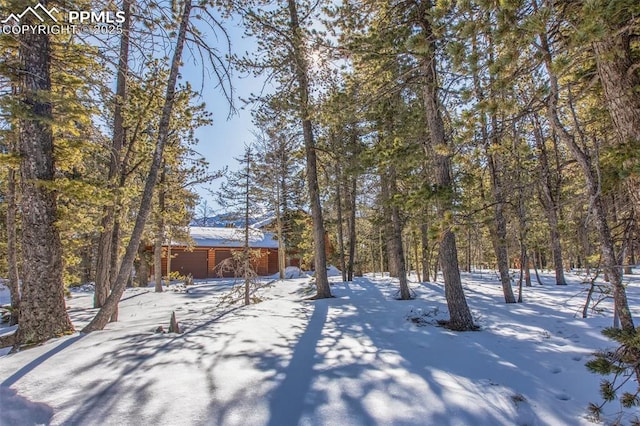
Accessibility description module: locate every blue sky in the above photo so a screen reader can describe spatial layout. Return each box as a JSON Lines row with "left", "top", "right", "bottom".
{"left": 181, "top": 16, "right": 266, "bottom": 212}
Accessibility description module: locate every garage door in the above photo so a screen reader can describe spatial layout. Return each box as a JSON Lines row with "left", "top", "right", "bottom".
{"left": 171, "top": 250, "right": 208, "bottom": 279}
{"left": 215, "top": 250, "right": 235, "bottom": 277}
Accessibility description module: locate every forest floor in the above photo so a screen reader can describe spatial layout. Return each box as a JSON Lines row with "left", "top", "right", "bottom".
{"left": 1, "top": 268, "right": 639, "bottom": 425}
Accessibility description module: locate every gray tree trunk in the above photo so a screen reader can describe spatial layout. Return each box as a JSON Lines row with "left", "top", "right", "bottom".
{"left": 382, "top": 170, "right": 411, "bottom": 299}
{"left": 542, "top": 30, "right": 635, "bottom": 332}
{"left": 287, "top": 0, "right": 331, "bottom": 298}
{"left": 346, "top": 173, "right": 357, "bottom": 281}
{"left": 136, "top": 240, "right": 149, "bottom": 287}
{"left": 16, "top": 6, "right": 74, "bottom": 344}
{"left": 154, "top": 166, "right": 166, "bottom": 293}
{"left": 7, "top": 161, "right": 20, "bottom": 326}
{"left": 420, "top": 220, "right": 430, "bottom": 282}
{"left": 335, "top": 163, "right": 347, "bottom": 282}
{"left": 94, "top": 0, "right": 131, "bottom": 307}
{"left": 531, "top": 117, "right": 566, "bottom": 285}
{"left": 486, "top": 152, "right": 516, "bottom": 303}
{"left": 419, "top": 1, "right": 474, "bottom": 330}
{"left": 83, "top": 0, "right": 193, "bottom": 332}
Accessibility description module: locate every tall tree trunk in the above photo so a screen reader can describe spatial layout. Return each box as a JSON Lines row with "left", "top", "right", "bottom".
{"left": 7, "top": 161, "right": 20, "bottom": 326}
{"left": 16, "top": 5, "right": 74, "bottom": 344}
{"left": 418, "top": 1, "right": 474, "bottom": 330}
{"left": 94, "top": 217, "right": 112, "bottom": 307}
{"left": 541, "top": 28, "right": 635, "bottom": 331}
{"left": 165, "top": 230, "right": 172, "bottom": 287}
{"left": 346, "top": 172, "right": 357, "bottom": 281}
{"left": 287, "top": 0, "right": 331, "bottom": 299}
{"left": 420, "top": 219, "right": 430, "bottom": 282}
{"left": 136, "top": 240, "right": 149, "bottom": 287}
{"left": 382, "top": 168, "right": 400, "bottom": 278}
{"left": 276, "top": 182, "right": 285, "bottom": 279}
{"left": 413, "top": 231, "right": 421, "bottom": 282}
{"left": 471, "top": 26, "right": 515, "bottom": 304}
{"left": 83, "top": 0, "right": 193, "bottom": 332}
{"left": 335, "top": 164, "right": 347, "bottom": 282}
{"left": 383, "top": 169, "right": 411, "bottom": 300}
{"left": 531, "top": 116, "right": 566, "bottom": 284}
{"left": 154, "top": 166, "right": 166, "bottom": 293}
{"left": 243, "top": 148, "right": 251, "bottom": 306}
{"left": 593, "top": 32, "right": 640, "bottom": 251}
{"left": 94, "top": 0, "right": 131, "bottom": 307}
{"left": 486, "top": 151, "right": 516, "bottom": 303}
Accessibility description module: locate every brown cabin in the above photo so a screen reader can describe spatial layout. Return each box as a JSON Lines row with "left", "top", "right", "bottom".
{"left": 151, "top": 227, "right": 280, "bottom": 279}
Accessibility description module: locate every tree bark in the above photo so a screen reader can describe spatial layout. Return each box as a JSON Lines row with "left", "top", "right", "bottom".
{"left": 335, "top": 163, "right": 347, "bottom": 282}
{"left": 541, "top": 28, "right": 635, "bottom": 331}
{"left": 154, "top": 166, "right": 166, "bottom": 293}
{"left": 486, "top": 152, "right": 516, "bottom": 303}
{"left": 383, "top": 169, "right": 411, "bottom": 300}
{"left": 418, "top": 1, "right": 474, "bottom": 330}
{"left": 136, "top": 240, "right": 149, "bottom": 287}
{"left": 7, "top": 163, "right": 20, "bottom": 326}
{"left": 6, "top": 99, "right": 20, "bottom": 326}
{"left": 275, "top": 182, "right": 285, "bottom": 279}
{"left": 420, "top": 219, "right": 430, "bottom": 282}
{"left": 94, "top": 0, "right": 131, "bottom": 307}
{"left": 593, "top": 31, "right": 640, "bottom": 245}
{"left": 346, "top": 172, "right": 357, "bottom": 281}
{"left": 16, "top": 5, "right": 74, "bottom": 344}
{"left": 83, "top": 0, "right": 193, "bottom": 332}
{"left": 287, "top": 0, "right": 331, "bottom": 298}
{"left": 531, "top": 116, "right": 566, "bottom": 284}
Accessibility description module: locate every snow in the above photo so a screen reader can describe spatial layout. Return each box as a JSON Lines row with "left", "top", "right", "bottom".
{"left": 179, "top": 226, "right": 279, "bottom": 249}
{"left": 1, "top": 271, "right": 639, "bottom": 425}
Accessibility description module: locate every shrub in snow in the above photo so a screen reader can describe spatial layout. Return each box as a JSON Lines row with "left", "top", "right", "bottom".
{"left": 405, "top": 306, "right": 440, "bottom": 326}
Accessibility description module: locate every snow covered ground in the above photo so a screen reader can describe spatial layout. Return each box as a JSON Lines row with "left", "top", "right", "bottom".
{"left": 1, "top": 270, "right": 639, "bottom": 425}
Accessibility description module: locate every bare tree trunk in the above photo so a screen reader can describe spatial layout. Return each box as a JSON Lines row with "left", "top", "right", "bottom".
{"left": 413, "top": 231, "right": 421, "bottom": 283}
{"left": 531, "top": 116, "right": 566, "bottom": 284}
{"left": 153, "top": 233, "right": 163, "bottom": 292}
{"left": 532, "top": 253, "right": 543, "bottom": 285}
{"left": 16, "top": 5, "right": 74, "bottom": 344}
{"left": 154, "top": 167, "right": 166, "bottom": 293}
{"left": 94, "top": 0, "right": 131, "bottom": 308}
{"left": 346, "top": 173, "right": 357, "bottom": 281}
{"left": 420, "top": 220, "right": 430, "bottom": 282}
{"left": 383, "top": 169, "right": 411, "bottom": 300}
{"left": 165, "top": 230, "right": 172, "bottom": 287}
{"left": 7, "top": 160, "right": 20, "bottom": 326}
{"left": 381, "top": 169, "right": 400, "bottom": 278}
{"left": 287, "top": 0, "right": 331, "bottom": 299}
{"left": 276, "top": 183, "right": 285, "bottom": 279}
{"left": 487, "top": 160, "right": 516, "bottom": 303}
{"left": 541, "top": 28, "right": 635, "bottom": 331}
{"left": 83, "top": 0, "right": 193, "bottom": 332}
{"left": 472, "top": 33, "right": 515, "bottom": 302}
{"left": 335, "top": 164, "right": 347, "bottom": 282}
{"left": 136, "top": 240, "right": 149, "bottom": 287}
{"left": 244, "top": 148, "right": 252, "bottom": 306}
{"left": 419, "top": 1, "right": 474, "bottom": 330}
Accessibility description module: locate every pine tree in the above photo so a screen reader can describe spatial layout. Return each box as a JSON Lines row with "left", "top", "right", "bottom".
{"left": 232, "top": 0, "right": 332, "bottom": 298}
{"left": 83, "top": 0, "right": 195, "bottom": 332}
{"left": 14, "top": 0, "right": 74, "bottom": 344}
{"left": 216, "top": 145, "right": 262, "bottom": 304}
{"left": 586, "top": 327, "right": 640, "bottom": 422}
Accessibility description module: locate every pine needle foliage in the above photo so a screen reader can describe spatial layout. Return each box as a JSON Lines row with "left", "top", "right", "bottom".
{"left": 586, "top": 328, "right": 640, "bottom": 422}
